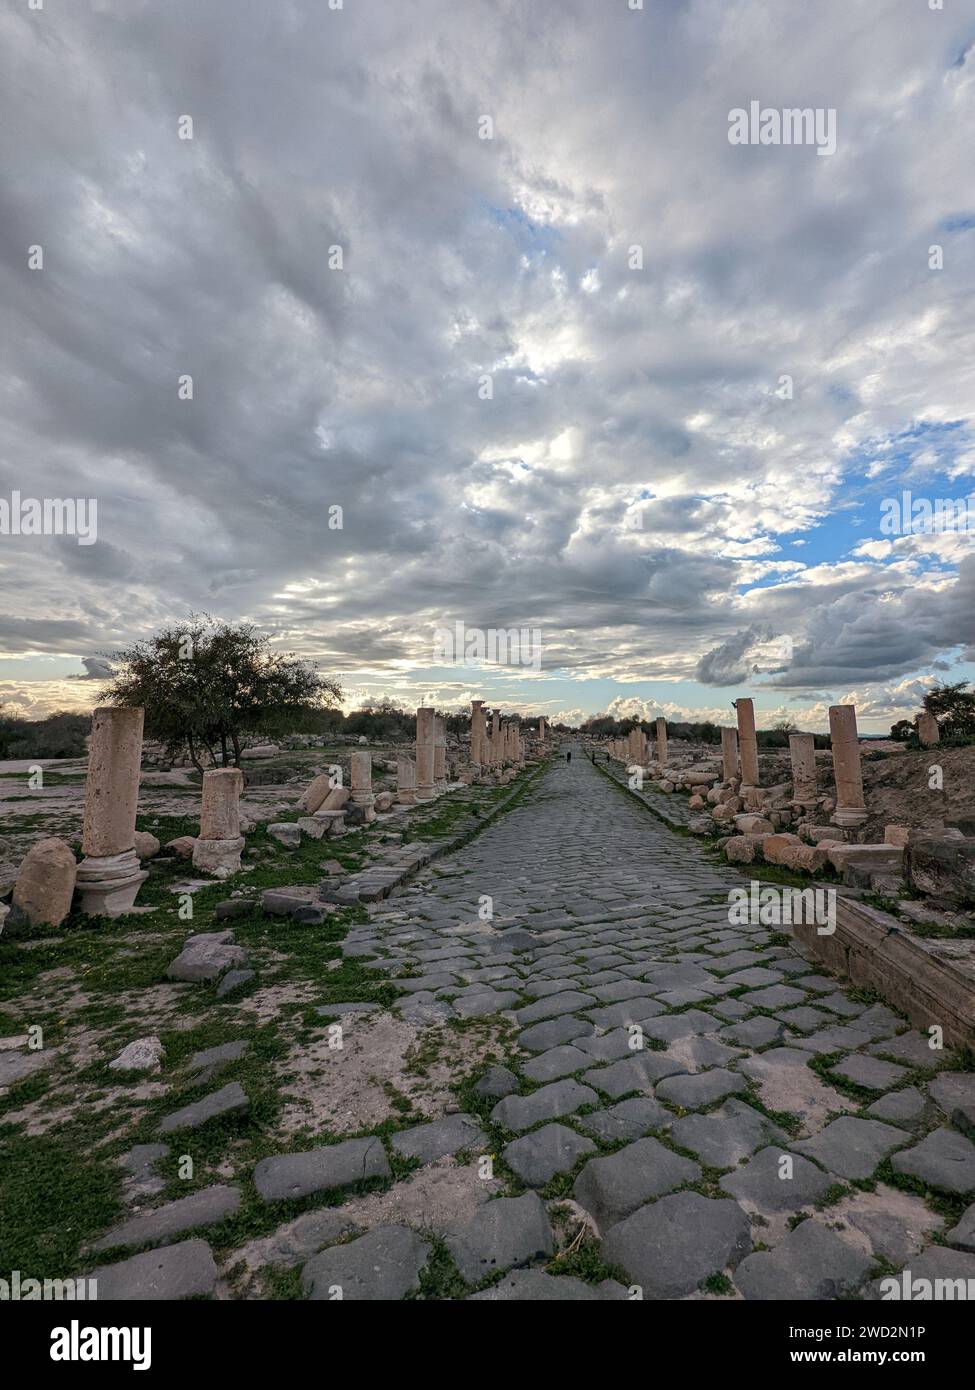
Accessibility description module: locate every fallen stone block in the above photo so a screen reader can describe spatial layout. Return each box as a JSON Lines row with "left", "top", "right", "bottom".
{"left": 12, "top": 837, "right": 77, "bottom": 927}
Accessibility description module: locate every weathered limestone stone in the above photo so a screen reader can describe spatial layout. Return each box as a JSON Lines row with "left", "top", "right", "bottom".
{"left": 789, "top": 732, "right": 818, "bottom": 807}
{"left": 396, "top": 753, "right": 417, "bottom": 805}
{"left": 267, "top": 822, "right": 301, "bottom": 847}
{"left": 166, "top": 930, "right": 250, "bottom": 983}
{"left": 193, "top": 766, "right": 246, "bottom": 879}
{"left": 166, "top": 835, "right": 196, "bottom": 858}
{"left": 133, "top": 831, "right": 161, "bottom": 860}
{"left": 434, "top": 715, "right": 447, "bottom": 788}
{"left": 721, "top": 725, "right": 739, "bottom": 782}
{"left": 829, "top": 703, "right": 867, "bottom": 828}
{"left": 415, "top": 707, "right": 436, "bottom": 800}
{"left": 12, "top": 837, "right": 77, "bottom": 926}
{"left": 655, "top": 717, "right": 668, "bottom": 767}
{"left": 917, "top": 711, "right": 940, "bottom": 748}
{"left": 298, "top": 773, "right": 333, "bottom": 813}
{"left": 905, "top": 836, "right": 975, "bottom": 903}
{"left": 470, "top": 699, "right": 485, "bottom": 771}
{"left": 734, "top": 697, "right": 760, "bottom": 786}
{"left": 491, "top": 710, "right": 501, "bottom": 767}
{"left": 349, "top": 750, "right": 376, "bottom": 821}
{"left": 75, "top": 706, "right": 148, "bottom": 916}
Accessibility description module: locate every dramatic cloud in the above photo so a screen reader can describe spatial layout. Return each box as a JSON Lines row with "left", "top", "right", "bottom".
{"left": 2, "top": 0, "right": 974, "bottom": 730}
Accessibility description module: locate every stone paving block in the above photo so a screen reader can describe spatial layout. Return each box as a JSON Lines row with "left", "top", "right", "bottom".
{"left": 928, "top": 1073, "right": 975, "bottom": 1131}
{"left": 91, "top": 1184, "right": 241, "bottom": 1252}
{"left": 866, "top": 1086, "right": 928, "bottom": 1129}
{"left": 734, "top": 1219, "right": 872, "bottom": 1300}
{"left": 774, "top": 1006, "right": 832, "bottom": 1034}
{"left": 503, "top": 1123, "right": 597, "bottom": 1186}
{"left": 830, "top": 1054, "right": 908, "bottom": 1092}
{"left": 723, "top": 967, "right": 784, "bottom": 988}
{"left": 718, "top": 1015, "right": 786, "bottom": 1048}
{"left": 574, "top": 1137, "right": 700, "bottom": 1231}
{"left": 85, "top": 1240, "right": 218, "bottom": 1300}
{"left": 446, "top": 1192, "right": 553, "bottom": 1284}
{"left": 302, "top": 1225, "right": 430, "bottom": 1300}
{"left": 576, "top": 1097, "right": 671, "bottom": 1144}
{"left": 602, "top": 1191, "right": 751, "bottom": 1298}
{"left": 742, "top": 984, "right": 808, "bottom": 1009}
{"left": 641, "top": 1011, "right": 721, "bottom": 1044}
{"left": 468, "top": 1270, "right": 628, "bottom": 1300}
{"left": 947, "top": 1201, "right": 975, "bottom": 1253}
{"left": 582, "top": 1052, "right": 686, "bottom": 1100}
{"left": 890, "top": 1127, "right": 975, "bottom": 1194}
{"left": 522, "top": 1045, "right": 591, "bottom": 1084}
{"left": 491, "top": 1079, "right": 598, "bottom": 1132}
{"left": 452, "top": 988, "right": 520, "bottom": 1018}
{"left": 514, "top": 991, "right": 596, "bottom": 1024}
{"left": 516, "top": 1016, "right": 594, "bottom": 1053}
{"left": 158, "top": 1082, "right": 249, "bottom": 1134}
{"left": 473, "top": 1065, "right": 519, "bottom": 1099}
{"left": 864, "top": 1245, "right": 975, "bottom": 1300}
{"left": 719, "top": 1145, "right": 832, "bottom": 1212}
{"left": 867, "top": 1031, "right": 941, "bottom": 1070}
{"left": 390, "top": 1113, "right": 487, "bottom": 1165}
{"left": 663, "top": 1035, "right": 744, "bottom": 1072}
{"left": 574, "top": 1029, "right": 638, "bottom": 1063}
{"left": 585, "top": 998, "right": 667, "bottom": 1029}
{"left": 254, "top": 1136, "right": 390, "bottom": 1201}
{"left": 655, "top": 1068, "right": 747, "bottom": 1110}
{"left": 790, "top": 1116, "right": 908, "bottom": 1181}
{"left": 668, "top": 1099, "right": 786, "bottom": 1169}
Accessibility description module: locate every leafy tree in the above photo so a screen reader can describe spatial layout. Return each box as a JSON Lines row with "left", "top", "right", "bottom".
{"left": 100, "top": 615, "right": 341, "bottom": 773}
{"left": 890, "top": 718, "right": 915, "bottom": 742}
{"left": 923, "top": 681, "right": 975, "bottom": 740}
{"left": 0, "top": 709, "right": 90, "bottom": 759}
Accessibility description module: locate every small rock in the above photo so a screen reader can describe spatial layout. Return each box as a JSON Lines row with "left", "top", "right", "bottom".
{"left": 133, "top": 831, "right": 161, "bottom": 860}
{"left": 108, "top": 1036, "right": 164, "bottom": 1074}
{"left": 446, "top": 1192, "right": 554, "bottom": 1285}
{"left": 158, "top": 1082, "right": 249, "bottom": 1134}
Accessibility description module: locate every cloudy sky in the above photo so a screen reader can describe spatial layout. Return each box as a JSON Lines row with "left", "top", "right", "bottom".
{"left": 2, "top": 0, "right": 974, "bottom": 732}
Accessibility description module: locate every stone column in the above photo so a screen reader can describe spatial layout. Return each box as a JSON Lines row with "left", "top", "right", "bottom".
{"left": 350, "top": 750, "right": 376, "bottom": 821}
{"left": 415, "top": 707, "right": 437, "bottom": 800}
{"left": 491, "top": 711, "right": 501, "bottom": 767}
{"left": 75, "top": 706, "right": 148, "bottom": 916}
{"left": 735, "top": 698, "right": 760, "bottom": 786}
{"left": 917, "top": 712, "right": 940, "bottom": 748}
{"left": 789, "top": 733, "right": 818, "bottom": 808}
{"left": 434, "top": 716, "right": 447, "bottom": 789}
{"left": 396, "top": 753, "right": 416, "bottom": 805}
{"left": 720, "top": 726, "right": 739, "bottom": 782}
{"left": 193, "top": 767, "right": 245, "bottom": 878}
{"left": 470, "top": 699, "right": 484, "bottom": 770}
{"left": 829, "top": 704, "right": 867, "bottom": 827}
{"left": 538, "top": 717, "right": 547, "bottom": 742}
{"left": 655, "top": 718, "right": 668, "bottom": 768}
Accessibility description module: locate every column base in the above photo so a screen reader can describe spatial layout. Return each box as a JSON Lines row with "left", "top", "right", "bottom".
{"left": 396, "top": 791, "right": 417, "bottom": 805}
{"left": 832, "top": 807, "right": 868, "bottom": 828}
{"left": 415, "top": 785, "right": 437, "bottom": 801}
{"left": 192, "top": 836, "right": 245, "bottom": 879}
{"left": 350, "top": 792, "right": 376, "bottom": 822}
{"left": 75, "top": 850, "right": 148, "bottom": 917}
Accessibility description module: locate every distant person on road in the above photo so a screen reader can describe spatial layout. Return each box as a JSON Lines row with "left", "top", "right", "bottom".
{"left": 566, "top": 750, "right": 572, "bottom": 763}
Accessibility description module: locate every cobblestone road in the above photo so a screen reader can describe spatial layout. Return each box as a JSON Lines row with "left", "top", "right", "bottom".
{"left": 330, "top": 749, "right": 975, "bottom": 1299}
